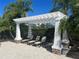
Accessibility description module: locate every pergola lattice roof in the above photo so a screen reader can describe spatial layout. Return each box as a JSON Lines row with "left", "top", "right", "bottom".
{"left": 13, "top": 11, "right": 67, "bottom": 24}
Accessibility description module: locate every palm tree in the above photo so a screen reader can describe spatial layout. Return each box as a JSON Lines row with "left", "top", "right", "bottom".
{"left": 57, "top": 0, "right": 79, "bottom": 47}
{"left": 51, "top": 0, "right": 79, "bottom": 14}
{"left": 0, "top": 0, "right": 32, "bottom": 39}
{"left": 4, "top": 0, "right": 32, "bottom": 18}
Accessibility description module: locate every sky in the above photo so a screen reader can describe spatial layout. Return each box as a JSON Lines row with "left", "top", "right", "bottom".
{"left": 0, "top": 0, "right": 53, "bottom": 16}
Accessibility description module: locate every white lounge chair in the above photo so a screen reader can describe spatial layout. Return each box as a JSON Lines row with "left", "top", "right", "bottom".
{"left": 21, "top": 35, "right": 33, "bottom": 43}
{"left": 33, "top": 36, "right": 46, "bottom": 46}
{"left": 27, "top": 36, "right": 40, "bottom": 45}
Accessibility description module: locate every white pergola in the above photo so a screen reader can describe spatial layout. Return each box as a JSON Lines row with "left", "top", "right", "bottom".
{"left": 13, "top": 11, "right": 68, "bottom": 54}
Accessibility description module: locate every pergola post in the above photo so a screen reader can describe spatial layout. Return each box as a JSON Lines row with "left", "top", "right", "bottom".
{"left": 61, "top": 30, "right": 70, "bottom": 55}
{"left": 27, "top": 25, "right": 33, "bottom": 39}
{"left": 52, "top": 20, "right": 62, "bottom": 54}
{"left": 15, "top": 23, "right": 22, "bottom": 42}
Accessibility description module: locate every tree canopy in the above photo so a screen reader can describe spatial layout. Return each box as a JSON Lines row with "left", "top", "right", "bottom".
{"left": 56, "top": 0, "right": 79, "bottom": 40}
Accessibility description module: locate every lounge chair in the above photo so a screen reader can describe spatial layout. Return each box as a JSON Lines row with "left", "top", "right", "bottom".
{"left": 27, "top": 36, "right": 41, "bottom": 45}
{"left": 33, "top": 36, "right": 46, "bottom": 46}
{"left": 21, "top": 35, "right": 33, "bottom": 43}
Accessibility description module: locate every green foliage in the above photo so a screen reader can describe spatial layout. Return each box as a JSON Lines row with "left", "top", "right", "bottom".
{"left": 0, "top": 19, "right": 10, "bottom": 32}
{"left": 53, "top": 0, "right": 79, "bottom": 14}
{"left": 59, "top": 18, "right": 68, "bottom": 32}
{"left": 4, "top": 0, "right": 32, "bottom": 18}
{"left": 59, "top": 16, "right": 79, "bottom": 40}
{"left": 56, "top": 0, "right": 79, "bottom": 40}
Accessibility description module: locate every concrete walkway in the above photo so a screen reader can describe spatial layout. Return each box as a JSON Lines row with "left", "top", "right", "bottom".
{"left": 0, "top": 41, "right": 73, "bottom": 59}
